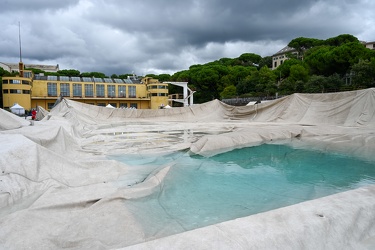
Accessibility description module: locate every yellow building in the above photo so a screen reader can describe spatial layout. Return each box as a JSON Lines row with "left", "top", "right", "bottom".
{"left": 2, "top": 68, "right": 169, "bottom": 111}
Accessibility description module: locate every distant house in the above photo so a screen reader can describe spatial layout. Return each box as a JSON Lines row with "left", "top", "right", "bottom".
{"left": 0, "top": 62, "right": 59, "bottom": 73}
{"left": 272, "top": 40, "right": 375, "bottom": 70}
{"left": 271, "top": 46, "right": 299, "bottom": 70}
{"left": 363, "top": 41, "right": 375, "bottom": 50}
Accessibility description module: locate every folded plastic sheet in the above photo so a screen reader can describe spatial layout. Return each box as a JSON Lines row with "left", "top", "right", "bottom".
{"left": 1, "top": 88, "right": 375, "bottom": 249}
{"left": 0, "top": 108, "right": 30, "bottom": 130}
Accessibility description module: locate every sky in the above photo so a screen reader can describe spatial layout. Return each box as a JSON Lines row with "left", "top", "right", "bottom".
{"left": 1, "top": 0, "right": 374, "bottom": 76}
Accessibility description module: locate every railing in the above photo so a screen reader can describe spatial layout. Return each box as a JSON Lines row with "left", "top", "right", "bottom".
{"left": 221, "top": 96, "right": 280, "bottom": 106}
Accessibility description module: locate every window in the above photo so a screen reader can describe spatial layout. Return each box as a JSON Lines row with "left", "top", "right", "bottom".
{"left": 130, "top": 103, "right": 137, "bottom": 109}
{"left": 47, "top": 76, "right": 58, "bottom": 81}
{"left": 2, "top": 80, "right": 8, "bottom": 84}
{"left": 22, "top": 90, "right": 30, "bottom": 94}
{"left": 3, "top": 90, "right": 8, "bottom": 94}
{"left": 109, "top": 103, "right": 117, "bottom": 108}
{"left": 114, "top": 79, "right": 124, "bottom": 83}
{"left": 118, "top": 85, "right": 126, "bottom": 97}
{"left": 152, "top": 93, "right": 167, "bottom": 96}
{"left": 10, "top": 80, "right": 21, "bottom": 84}
{"left": 22, "top": 80, "right": 30, "bottom": 85}
{"left": 59, "top": 76, "right": 70, "bottom": 81}
{"left": 128, "top": 86, "right": 136, "bottom": 98}
{"left": 97, "top": 103, "right": 106, "bottom": 107}
{"left": 94, "top": 78, "right": 104, "bottom": 82}
{"left": 82, "top": 77, "right": 92, "bottom": 82}
{"left": 71, "top": 77, "right": 81, "bottom": 82}
{"left": 274, "top": 62, "right": 277, "bottom": 68}
{"left": 107, "top": 85, "right": 115, "bottom": 97}
{"left": 85, "top": 84, "right": 94, "bottom": 97}
{"left": 60, "top": 83, "right": 70, "bottom": 97}
{"left": 158, "top": 85, "right": 167, "bottom": 89}
{"left": 120, "top": 103, "right": 127, "bottom": 108}
{"left": 47, "top": 82, "right": 57, "bottom": 96}
{"left": 47, "top": 103, "right": 55, "bottom": 109}
{"left": 73, "top": 84, "right": 82, "bottom": 97}
{"left": 10, "top": 89, "right": 22, "bottom": 94}
{"left": 96, "top": 84, "right": 105, "bottom": 97}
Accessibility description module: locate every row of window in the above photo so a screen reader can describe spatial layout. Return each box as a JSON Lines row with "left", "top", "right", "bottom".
{"left": 273, "top": 55, "right": 286, "bottom": 60}
{"left": 147, "top": 85, "right": 167, "bottom": 89}
{"left": 3, "top": 79, "right": 31, "bottom": 85}
{"left": 47, "top": 83, "right": 137, "bottom": 98}
{"left": 35, "top": 75, "right": 142, "bottom": 84}
{"left": 273, "top": 60, "right": 284, "bottom": 68}
{"left": 3, "top": 89, "right": 30, "bottom": 94}
{"left": 46, "top": 102, "right": 138, "bottom": 109}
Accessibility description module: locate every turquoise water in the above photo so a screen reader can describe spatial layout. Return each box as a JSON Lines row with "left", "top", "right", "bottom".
{"left": 110, "top": 143, "right": 375, "bottom": 237}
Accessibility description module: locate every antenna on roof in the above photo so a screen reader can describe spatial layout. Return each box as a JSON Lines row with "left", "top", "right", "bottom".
{"left": 19, "top": 21, "right": 22, "bottom": 62}
{"left": 18, "top": 21, "right": 24, "bottom": 77}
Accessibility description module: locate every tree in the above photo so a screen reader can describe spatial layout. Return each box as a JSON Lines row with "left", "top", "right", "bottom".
{"left": 288, "top": 37, "right": 323, "bottom": 54}
{"left": 275, "top": 58, "right": 304, "bottom": 79}
{"left": 171, "top": 70, "right": 190, "bottom": 81}
{"left": 118, "top": 74, "right": 133, "bottom": 79}
{"left": 258, "top": 56, "right": 272, "bottom": 69}
{"left": 351, "top": 59, "right": 375, "bottom": 88}
{"left": 238, "top": 53, "right": 262, "bottom": 66}
{"left": 192, "top": 67, "right": 220, "bottom": 102}
{"left": 220, "top": 85, "right": 237, "bottom": 99}
{"left": 236, "top": 74, "right": 257, "bottom": 96}
{"left": 25, "top": 68, "right": 45, "bottom": 75}
{"left": 0, "top": 67, "right": 12, "bottom": 77}
{"left": 304, "top": 75, "right": 327, "bottom": 93}
{"left": 289, "top": 64, "right": 309, "bottom": 83}
{"left": 324, "top": 34, "right": 359, "bottom": 47}
{"left": 253, "top": 66, "right": 278, "bottom": 96}
{"left": 57, "top": 69, "right": 80, "bottom": 76}
{"left": 158, "top": 74, "right": 171, "bottom": 82}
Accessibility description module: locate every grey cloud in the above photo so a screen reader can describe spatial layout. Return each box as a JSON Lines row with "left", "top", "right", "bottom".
{"left": 1, "top": 0, "right": 374, "bottom": 76}
{"left": 0, "top": 0, "right": 79, "bottom": 13}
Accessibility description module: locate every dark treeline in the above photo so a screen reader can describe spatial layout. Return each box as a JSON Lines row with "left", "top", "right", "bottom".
{"left": 2, "top": 34, "right": 375, "bottom": 104}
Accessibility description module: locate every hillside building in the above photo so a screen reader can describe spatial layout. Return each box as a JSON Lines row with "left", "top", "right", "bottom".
{"left": 271, "top": 46, "right": 299, "bottom": 70}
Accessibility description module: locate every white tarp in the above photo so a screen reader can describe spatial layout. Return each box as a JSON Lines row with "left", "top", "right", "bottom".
{"left": 10, "top": 103, "right": 25, "bottom": 115}
{"left": 0, "top": 108, "right": 30, "bottom": 130}
{"left": 0, "top": 88, "right": 375, "bottom": 249}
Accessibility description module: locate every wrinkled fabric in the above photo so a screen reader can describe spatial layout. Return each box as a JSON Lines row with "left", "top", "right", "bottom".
{"left": 0, "top": 88, "right": 375, "bottom": 249}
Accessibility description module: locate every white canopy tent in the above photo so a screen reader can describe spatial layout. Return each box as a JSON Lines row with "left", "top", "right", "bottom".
{"left": 10, "top": 103, "right": 25, "bottom": 115}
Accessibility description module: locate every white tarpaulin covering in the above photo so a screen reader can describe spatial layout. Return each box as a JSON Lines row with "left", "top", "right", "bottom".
{"left": 10, "top": 103, "right": 25, "bottom": 115}
{"left": 1, "top": 88, "right": 375, "bottom": 249}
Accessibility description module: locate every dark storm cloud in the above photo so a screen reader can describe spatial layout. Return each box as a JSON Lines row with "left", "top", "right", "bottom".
{"left": 0, "top": 0, "right": 374, "bottom": 75}
{"left": 86, "top": 0, "right": 357, "bottom": 46}
{"left": 0, "top": 0, "right": 79, "bottom": 13}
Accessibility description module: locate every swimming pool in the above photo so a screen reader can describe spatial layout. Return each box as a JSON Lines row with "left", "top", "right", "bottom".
{"left": 110, "top": 143, "right": 375, "bottom": 238}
